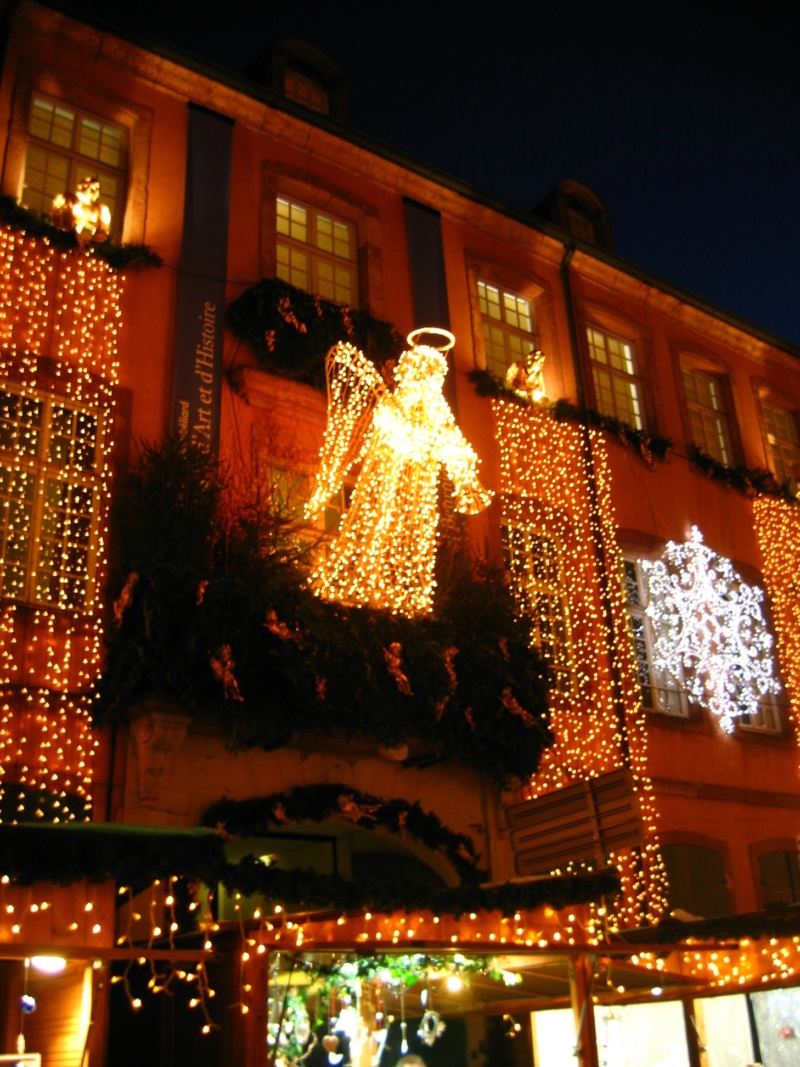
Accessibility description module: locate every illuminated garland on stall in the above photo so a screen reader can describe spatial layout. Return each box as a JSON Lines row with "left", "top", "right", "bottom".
{"left": 0, "top": 223, "right": 124, "bottom": 822}
{"left": 493, "top": 400, "right": 668, "bottom": 927}
{"left": 752, "top": 496, "right": 800, "bottom": 748}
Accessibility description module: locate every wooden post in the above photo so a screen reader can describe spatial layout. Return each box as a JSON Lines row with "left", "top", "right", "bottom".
{"left": 568, "top": 954, "right": 599, "bottom": 1067}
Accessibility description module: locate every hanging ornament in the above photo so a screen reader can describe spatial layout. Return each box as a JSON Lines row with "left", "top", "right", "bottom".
{"left": 20, "top": 994, "right": 36, "bottom": 1014}
{"left": 417, "top": 1010, "right": 446, "bottom": 1046}
{"left": 400, "top": 991, "right": 408, "bottom": 1055}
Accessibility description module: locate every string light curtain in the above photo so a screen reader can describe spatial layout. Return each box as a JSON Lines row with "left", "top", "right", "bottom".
{"left": 752, "top": 496, "right": 800, "bottom": 750}
{"left": 493, "top": 400, "right": 668, "bottom": 926}
{"left": 0, "top": 224, "right": 122, "bottom": 823}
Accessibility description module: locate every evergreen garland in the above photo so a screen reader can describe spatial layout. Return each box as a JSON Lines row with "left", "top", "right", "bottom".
{"left": 226, "top": 277, "right": 406, "bottom": 389}
{"left": 93, "top": 437, "right": 553, "bottom": 785}
{"left": 468, "top": 370, "right": 673, "bottom": 467}
{"left": 688, "top": 443, "right": 796, "bottom": 504}
{"left": 0, "top": 823, "right": 226, "bottom": 886}
{"left": 618, "top": 905, "right": 800, "bottom": 945}
{"left": 0, "top": 195, "right": 162, "bottom": 268}
{"left": 202, "top": 785, "right": 485, "bottom": 883}
{"left": 0, "top": 823, "right": 620, "bottom": 916}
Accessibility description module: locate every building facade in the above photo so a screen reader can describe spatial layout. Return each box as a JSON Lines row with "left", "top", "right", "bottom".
{"left": 1, "top": 3, "right": 800, "bottom": 1066}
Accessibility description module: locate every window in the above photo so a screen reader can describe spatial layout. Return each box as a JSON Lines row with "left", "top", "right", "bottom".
{"left": 661, "top": 843, "right": 730, "bottom": 918}
{"left": 757, "top": 849, "right": 800, "bottom": 905}
{"left": 682, "top": 366, "right": 733, "bottom": 465}
{"left": 0, "top": 386, "right": 103, "bottom": 610}
{"left": 760, "top": 398, "right": 800, "bottom": 489}
{"left": 22, "top": 94, "right": 127, "bottom": 241}
{"left": 623, "top": 557, "right": 687, "bottom": 717}
{"left": 284, "top": 70, "right": 329, "bottom": 115}
{"left": 477, "top": 280, "right": 538, "bottom": 378}
{"left": 567, "top": 207, "right": 596, "bottom": 243}
{"left": 738, "top": 693, "right": 783, "bottom": 734}
{"left": 276, "top": 196, "right": 358, "bottom": 306}
{"left": 586, "top": 325, "right": 644, "bottom": 429}
{"left": 504, "top": 525, "right": 574, "bottom": 694}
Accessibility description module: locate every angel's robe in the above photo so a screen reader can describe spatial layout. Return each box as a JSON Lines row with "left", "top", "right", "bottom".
{"left": 306, "top": 341, "right": 492, "bottom": 616}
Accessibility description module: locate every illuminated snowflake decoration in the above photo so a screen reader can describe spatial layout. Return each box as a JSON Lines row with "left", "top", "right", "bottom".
{"left": 642, "top": 526, "right": 780, "bottom": 733}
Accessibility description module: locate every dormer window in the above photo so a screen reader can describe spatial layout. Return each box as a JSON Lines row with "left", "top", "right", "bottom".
{"left": 566, "top": 207, "right": 596, "bottom": 244}
{"left": 284, "top": 69, "right": 329, "bottom": 115}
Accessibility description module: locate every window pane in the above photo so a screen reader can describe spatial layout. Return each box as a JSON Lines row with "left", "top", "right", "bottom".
{"left": 276, "top": 197, "right": 357, "bottom": 305}
{"left": 78, "top": 116, "right": 123, "bottom": 169}
{"left": 759, "top": 851, "right": 800, "bottom": 905}
{"left": 762, "top": 400, "right": 800, "bottom": 486}
{"left": 624, "top": 556, "right": 686, "bottom": 717}
{"left": 478, "top": 280, "right": 537, "bottom": 376}
{"left": 662, "top": 844, "right": 729, "bottom": 918}
{"left": 22, "top": 146, "right": 71, "bottom": 214}
{"left": 587, "top": 326, "right": 644, "bottom": 428}
{"left": 29, "top": 97, "right": 75, "bottom": 149}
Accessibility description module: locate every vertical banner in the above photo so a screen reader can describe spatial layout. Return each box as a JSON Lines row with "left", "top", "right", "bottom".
{"left": 403, "top": 197, "right": 451, "bottom": 329}
{"left": 403, "top": 197, "right": 456, "bottom": 408}
{"left": 172, "top": 104, "right": 234, "bottom": 453}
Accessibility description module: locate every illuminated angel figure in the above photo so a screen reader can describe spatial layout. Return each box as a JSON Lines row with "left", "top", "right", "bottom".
{"left": 306, "top": 328, "right": 492, "bottom": 616}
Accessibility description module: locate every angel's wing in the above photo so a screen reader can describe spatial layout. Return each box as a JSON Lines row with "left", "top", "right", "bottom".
{"left": 305, "top": 342, "right": 385, "bottom": 520}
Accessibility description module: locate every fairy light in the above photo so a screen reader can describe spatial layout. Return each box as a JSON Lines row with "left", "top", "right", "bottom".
{"left": 643, "top": 526, "right": 779, "bottom": 733}
{"left": 0, "top": 224, "right": 122, "bottom": 822}
{"left": 306, "top": 333, "right": 492, "bottom": 616}
{"left": 493, "top": 401, "right": 668, "bottom": 926}
{"left": 752, "top": 497, "right": 800, "bottom": 750}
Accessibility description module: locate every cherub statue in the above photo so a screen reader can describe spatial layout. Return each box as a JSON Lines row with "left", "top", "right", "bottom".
{"left": 51, "top": 175, "right": 111, "bottom": 244}
{"left": 305, "top": 328, "right": 492, "bottom": 616}
{"left": 505, "top": 348, "right": 546, "bottom": 403}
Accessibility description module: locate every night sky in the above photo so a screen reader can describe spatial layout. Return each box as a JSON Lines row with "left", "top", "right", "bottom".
{"left": 58, "top": 0, "right": 800, "bottom": 347}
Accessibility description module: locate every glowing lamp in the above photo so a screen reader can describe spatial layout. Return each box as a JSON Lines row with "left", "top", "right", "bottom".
{"left": 30, "top": 955, "right": 67, "bottom": 974}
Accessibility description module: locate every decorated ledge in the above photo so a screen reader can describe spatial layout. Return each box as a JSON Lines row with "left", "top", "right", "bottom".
{"left": 226, "top": 277, "right": 406, "bottom": 389}
{"left": 95, "top": 437, "right": 552, "bottom": 784}
{"left": 0, "top": 821, "right": 619, "bottom": 917}
{"left": 468, "top": 370, "right": 672, "bottom": 467}
{"left": 616, "top": 905, "right": 800, "bottom": 946}
{"left": 688, "top": 443, "right": 797, "bottom": 504}
{"left": 0, "top": 195, "right": 162, "bottom": 269}
{"left": 202, "top": 784, "right": 486, "bottom": 883}
{"left": 0, "top": 822, "right": 226, "bottom": 886}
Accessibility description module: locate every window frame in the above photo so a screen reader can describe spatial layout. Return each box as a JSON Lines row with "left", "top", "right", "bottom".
{"left": 737, "top": 691, "right": 785, "bottom": 735}
{"left": 758, "top": 393, "right": 800, "bottom": 491}
{"left": 21, "top": 92, "right": 128, "bottom": 241}
{"left": 275, "top": 194, "right": 359, "bottom": 308}
{"left": 0, "top": 383, "right": 105, "bottom": 612}
{"left": 622, "top": 555, "right": 688, "bottom": 719}
{"left": 476, "top": 278, "right": 540, "bottom": 380}
{"left": 3, "top": 70, "right": 151, "bottom": 245}
{"left": 750, "top": 840, "right": 800, "bottom": 908}
{"left": 284, "top": 69, "right": 330, "bottom": 115}
{"left": 585, "top": 322, "right": 646, "bottom": 430}
{"left": 659, "top": 837, "right": 733, "bottom": 918}
{"left": 503, "top": 523, "right": 575, "bottom": 696}
{"left": 681, "top": 363, "right": 735, "bottom": 466}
